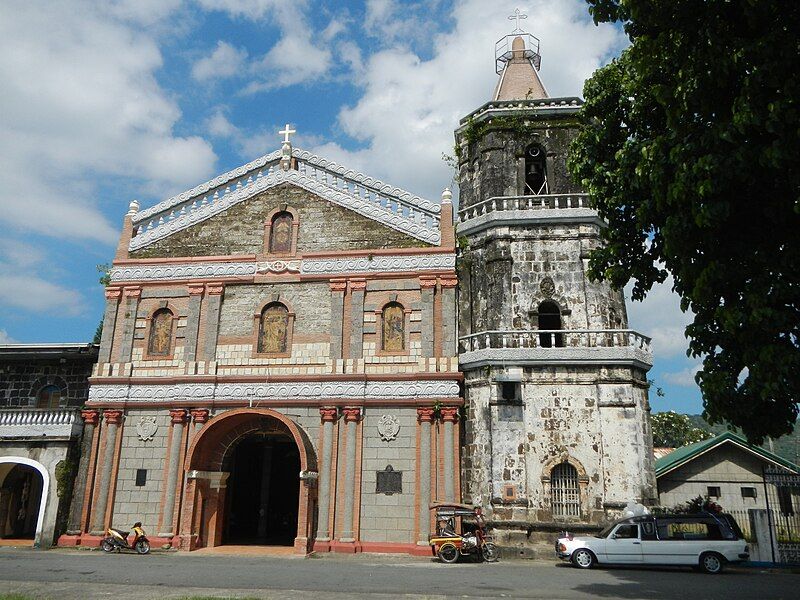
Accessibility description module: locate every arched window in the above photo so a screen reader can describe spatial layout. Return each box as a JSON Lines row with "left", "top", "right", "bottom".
{"left": 269, "top": 211, "right": 294, "bottom": 253}
{"left": 551, "top": 462, "right": 580, "bottom": 518}
{"left": 382, "top": 302, "right": 405, "bottom": 352}
{"left": 258, "top": 302, "right": 290, "bottom": 354}
{"left": 37, "top": 385, "right": 61, "bottom": 409}
{"left": 524, "top": 144, "right": 548, "bottom": 195}
{"left": 537, "top": 300, "right": 563, "bottom": 348}
{"left": 148, "top": 308, "right": 174, "bottom": 356}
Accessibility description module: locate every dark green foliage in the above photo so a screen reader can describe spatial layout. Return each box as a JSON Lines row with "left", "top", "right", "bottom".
{"left": 570, "top": 1, "right": 800, "bottom": 442}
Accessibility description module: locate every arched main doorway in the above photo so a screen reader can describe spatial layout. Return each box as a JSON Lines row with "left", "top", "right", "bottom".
{"left": 225, "top": 433, "right": 300, "bottom": 545}
{"left": 182, "top": 409, "right": 317, "bottom": 554}
{"left": 0, "top": 457, "right": 49, "bottom": 547}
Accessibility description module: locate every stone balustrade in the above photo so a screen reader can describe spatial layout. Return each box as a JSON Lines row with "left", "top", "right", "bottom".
{"left": 458, "top": 193, "right": 590, "bottom": 222}
{"left": 0, "top": 408, "right": 83, "bottom": 439}
{"left": 458, "top": 329, "right": 653, "bottom": 369}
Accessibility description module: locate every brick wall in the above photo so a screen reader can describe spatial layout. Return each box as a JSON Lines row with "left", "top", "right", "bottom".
{"left": 0, "top": 353, "right": 95, "bottom": 408}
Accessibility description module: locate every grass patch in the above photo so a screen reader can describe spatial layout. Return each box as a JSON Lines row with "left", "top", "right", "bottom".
{"left": 0, "top": 594, "right": 39, "bottom": 600}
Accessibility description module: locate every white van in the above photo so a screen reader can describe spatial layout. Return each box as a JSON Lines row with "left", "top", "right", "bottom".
{"left": 555, "top": 513, "right": 749, "bottom": 574}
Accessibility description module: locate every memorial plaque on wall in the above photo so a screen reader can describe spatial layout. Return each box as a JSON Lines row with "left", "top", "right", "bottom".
{"left": 376, "top": 465, "right": 402, "bottom": 495}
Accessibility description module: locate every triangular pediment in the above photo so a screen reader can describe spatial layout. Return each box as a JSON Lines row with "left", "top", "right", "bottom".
{"left": 129, "top": 149, "right": 441, "bottom": 251}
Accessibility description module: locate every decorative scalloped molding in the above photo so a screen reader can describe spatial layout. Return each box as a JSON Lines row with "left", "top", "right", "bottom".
{"left": 133, "top": 149, "right": 283, "bottom": 223}
{"left": 109, "top": 253, "right": 454, "bottom": 282}
{"left": 132, "top": 147, "right": 439, "bottom": 226}
{"left": 129, "top": 169, "right": 440, "bottom": 251}
{"left": 88, "top": 380, "right": 460, "bottom": 403}
{"left": 294, "top": 150, "right": 440, "bottom": 215}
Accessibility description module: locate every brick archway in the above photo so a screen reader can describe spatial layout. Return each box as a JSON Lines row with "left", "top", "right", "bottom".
{"left": 179, "top": 409, "right": 317, "bottom": 554}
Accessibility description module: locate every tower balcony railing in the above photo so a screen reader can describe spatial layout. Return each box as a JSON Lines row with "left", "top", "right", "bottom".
{"left": 457, "top": 193, "right": 592, "bottom": 223}
{"left": 0, "top": 408, "right": 83, "bottom": 440}
{"left": 458, "top": 329, "right": 653, "bottom": 369}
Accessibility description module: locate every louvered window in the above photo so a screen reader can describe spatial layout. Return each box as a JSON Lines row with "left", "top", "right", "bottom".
{"left": 551, "top": 462, "right": 580, "bottom": 518}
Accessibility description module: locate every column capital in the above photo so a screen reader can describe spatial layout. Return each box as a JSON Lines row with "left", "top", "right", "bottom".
{"left": 103, "top": 409, "right": 124, "bottom": 425}
{"left": 342, "top": 407, "right": 361, "bottom": 423}
{"left": 206, "top": 283, "right": 225, "bottom": 296}
{"left": 105, "top": 287, "right": 122, "bottom": 300}
{"left": 190, "top": 408, "right": 210, "bottom": 424}
{"left": 329, "top": 279, "right": 347, "bottom": 293}
{"left": 188, "top": 284, "right": 205, "bottom": 296}
{"left": 320, "top": 407, "right": 338, "bottom": 422}
{"left": 439, "top": 277, "right": 458, "bottom": 288}
{"left": 348, "top": 279, "right": 367, "bottom": 292}
{"left": 417, "top": 407, "right": 436, "bottom": 423}
{"left": 169, "top": 409, "right": 188, "bottom": 425}
{"left": 440, "top": 406, "right": 459, "bottom": 422}
{"left": 123, "top": 286, "right": 142, "bottom": 298}
{"left": 419, "top": 276, "right": 437, "bottom": 289}
{"left": 80, "top": 409, "right": 100, "bottom": 425}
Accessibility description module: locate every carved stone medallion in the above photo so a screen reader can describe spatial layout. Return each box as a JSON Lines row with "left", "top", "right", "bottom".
{"left": 136, "top": 416, "right": 158, "bottom": 442}
{"left": 540, "top": 276, "right": 555, "bottom": 298}
{"left": 377, "top": 414, "right": 400, "bottom": 441}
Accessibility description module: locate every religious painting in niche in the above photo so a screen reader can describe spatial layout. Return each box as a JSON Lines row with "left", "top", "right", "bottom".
{"left": 382, "top": 302, "right": 405, "bottom": 352}
{"left": 269, "top": 211, "right": 293, "bottom": 253}
{"left": 258, "top": 302, "right": 289, "bottom": 353}
{"left": 148, "top": 308, "right": 173, "bottom": 356}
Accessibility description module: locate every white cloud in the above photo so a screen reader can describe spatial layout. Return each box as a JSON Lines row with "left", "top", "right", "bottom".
{"left": 306, "top": 0, "right": 625, "bottom": 201}
{"left": 626, "top": 274, "right": 694, "bottom": 360}
{"left": 0, "top": 329, "right": 18, "bottom": 344}
{"left": 0, "top": 0, "right": 217, "bottom": 245}
{"left": 192, "top": 41, "right": 248, "bottom": 82}
{"left": 0, "top": 275, "right": 84, "bottom": 316}
{"left": 197, "top": 0, "right": 333, "bottom": 91}
{"left": 662, "top": 362, "right": 702, "bottom": 387}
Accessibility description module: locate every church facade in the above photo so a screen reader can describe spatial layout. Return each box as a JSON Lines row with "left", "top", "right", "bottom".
{"left": 59, "top": 138, "right": 461, "bottom": 554}
{"left": 456, "top": 32, "right": 656, "bottom": 551}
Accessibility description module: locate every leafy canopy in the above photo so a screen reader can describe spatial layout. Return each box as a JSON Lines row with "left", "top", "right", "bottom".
{"left": 651, "top": 411, "right": 712, "bottom": 448}
{"left": 570, "top": 0, "right": 800, "bottom": 442}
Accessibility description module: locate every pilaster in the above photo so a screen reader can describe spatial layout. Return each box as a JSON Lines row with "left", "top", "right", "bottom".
{"left": 329, "top": 280, "right": 346, "bottom": 360}
{"left": 98, "top": 288, "right": 121, "bottom": 364}
{"left": 201, "top": 284, "right": 224, "bottom": 361}
{"left": 348, "top": 280, "right": 366, "bottom": 360}
{"left": 117, "top": 287, "right": 141, "bottom": 363}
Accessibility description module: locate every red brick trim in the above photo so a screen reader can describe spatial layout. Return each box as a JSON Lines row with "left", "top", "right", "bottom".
{"left": 81, "top": 409, "right": 100, "bottom": 426}
{"left": 440, "top": 406, "right": 459, "bottom": 422}
{"left": 205, "top": 283, "right": 224, "bottom": 296}
{"left": 123, "top": 287, "right": 142, "bottom": 298}
{"left": 79, "top": 414, "right": 102, "bottom": 534}
{"left": 188, "top": 284, "right": 205, "bottom": 296}
{"left": 416, "top": 407, "right": 436, "bottom": 423}
{"left": 190, "top": 408, "right": 210, "bottom": 424}
{"left": 105, "top": 288, "right": 122, "bottom": 300}
{"left": 90, "top": 371, "right": 462, "bottom": 385}
{"left": 342, "top": 407, "right": 361, "bottom": 423}
{"left": 320, "top": 407, "right": 338, "bottom": 422}
{"left": 104, "top": 415, "right": 125, "bottom": 531}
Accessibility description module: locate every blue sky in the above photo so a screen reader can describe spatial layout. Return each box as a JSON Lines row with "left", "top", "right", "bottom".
{"left": 0, "top": 0, "right": 702, "bottom": 414}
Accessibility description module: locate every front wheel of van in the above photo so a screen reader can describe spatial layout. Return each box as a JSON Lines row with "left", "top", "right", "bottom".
{"left": 572, "top": 548, "right": 596, "bottom": 569}
{"left": 699, "top": 552, "right": 724, "bottom": 574}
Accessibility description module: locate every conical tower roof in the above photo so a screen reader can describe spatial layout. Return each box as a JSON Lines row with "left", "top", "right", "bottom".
{"left": 493, "top": 34, "right": 548, "bottom": 101}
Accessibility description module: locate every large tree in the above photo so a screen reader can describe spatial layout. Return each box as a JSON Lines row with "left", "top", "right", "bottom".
{"left": 651, "top": 412, "right": 712, "bottom": 448}
{"left": 569, "top": 1, "right": 800, "bottom": 442}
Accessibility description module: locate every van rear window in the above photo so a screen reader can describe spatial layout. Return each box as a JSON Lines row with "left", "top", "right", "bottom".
{"left": 656, "top": 521, "right": 726, "bottom": 541}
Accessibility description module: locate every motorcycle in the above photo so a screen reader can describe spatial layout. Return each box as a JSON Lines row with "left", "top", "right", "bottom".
{"left": 429, "top": 502, "right": 499, "bottom": 564}
{"left": 100, "top": 521, "right": 151, "bottom": 554}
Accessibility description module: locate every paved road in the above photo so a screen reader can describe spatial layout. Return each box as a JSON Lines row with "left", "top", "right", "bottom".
{"left": 0, "top": 548, "right": 796, "bottom": 599}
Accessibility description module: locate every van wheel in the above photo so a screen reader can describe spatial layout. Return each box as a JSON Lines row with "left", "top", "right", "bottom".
{"left": 572, "top": 548, "right": 596, "bottom": 569}
{"left": 699, "top": 552, "right": 724, "bottom": 574}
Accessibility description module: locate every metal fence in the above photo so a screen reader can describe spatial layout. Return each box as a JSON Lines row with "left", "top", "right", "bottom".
{"left": 764, "top": 466, "right": 800, "bottom": 564}
{"left": 725, "top": 509, "right": 755, "bottom": 542}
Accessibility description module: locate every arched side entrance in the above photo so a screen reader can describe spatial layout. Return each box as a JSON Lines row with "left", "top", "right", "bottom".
{"left": 0, "top": 457, "right": 49, "bottom": 548}
{"left": 180, "top": 409, "right": 317, "bottom": 554}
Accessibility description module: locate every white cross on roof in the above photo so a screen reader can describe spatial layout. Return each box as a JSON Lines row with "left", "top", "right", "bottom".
{"left": 279, "top": 123, "right": 296, "bottom": 144}
{"left": 509, "top": 8, "right": 528, "bottom": 32}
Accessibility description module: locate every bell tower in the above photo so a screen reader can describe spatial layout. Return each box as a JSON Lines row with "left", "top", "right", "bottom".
{"left": 456, "top": 19, "right": 657, "bottom": 554}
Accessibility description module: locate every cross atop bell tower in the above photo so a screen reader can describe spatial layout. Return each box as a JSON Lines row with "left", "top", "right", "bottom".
{"left": 493, "top": 10, "right": 547, "bottom": 100}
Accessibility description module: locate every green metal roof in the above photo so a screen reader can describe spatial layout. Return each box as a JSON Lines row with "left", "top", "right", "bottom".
{"left": 655, "top": 430, "right": 800, "bottom": 478}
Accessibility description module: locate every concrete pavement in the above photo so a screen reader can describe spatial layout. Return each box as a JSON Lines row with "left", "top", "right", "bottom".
{"left": 0, "top": 547, "right": 796, "bottom": 599}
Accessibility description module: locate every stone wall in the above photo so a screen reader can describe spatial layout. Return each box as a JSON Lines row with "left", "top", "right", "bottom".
{"left": 131, "top": 185, "right": 430, "bottom": 259}
{"left": 111, "top": 410, "right": 169, "bottom": 534}
{"left": 457, "top": 122, "right": 582, "bottom": 211}
{"left": 0, "top": 357, "right": 94, "bottom": 408}
{"left": 358, "top": 408, "right": 418, "bottom": 543}
{"left": 462, "top": 364, "right": 655, "bottom": 527}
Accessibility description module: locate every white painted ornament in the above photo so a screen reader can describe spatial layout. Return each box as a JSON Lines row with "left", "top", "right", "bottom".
{"left": 136, "top": 416, "right": 158, "bottom": 441}
{"left": 377, "top": 414, "right": 400, "bottom": 441}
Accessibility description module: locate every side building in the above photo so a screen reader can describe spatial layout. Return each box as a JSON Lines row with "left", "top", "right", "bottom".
{"left": 0, "top": 343, "right": 97, "bottom": 547}
{"left": 456, "top": 29, "right": 657, "bottom": 552}
{"left": 62, "top": 134, "right": 461, "bottom": 555}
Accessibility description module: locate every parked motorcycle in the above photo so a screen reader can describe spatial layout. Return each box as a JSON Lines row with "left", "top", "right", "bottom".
{"left": 101, "top": 522, "right": 150, "bottom": 554}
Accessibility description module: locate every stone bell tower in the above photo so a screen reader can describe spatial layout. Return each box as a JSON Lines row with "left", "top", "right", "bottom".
{"left": 455, "top": 22, "right": 657, "bottom": 554}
